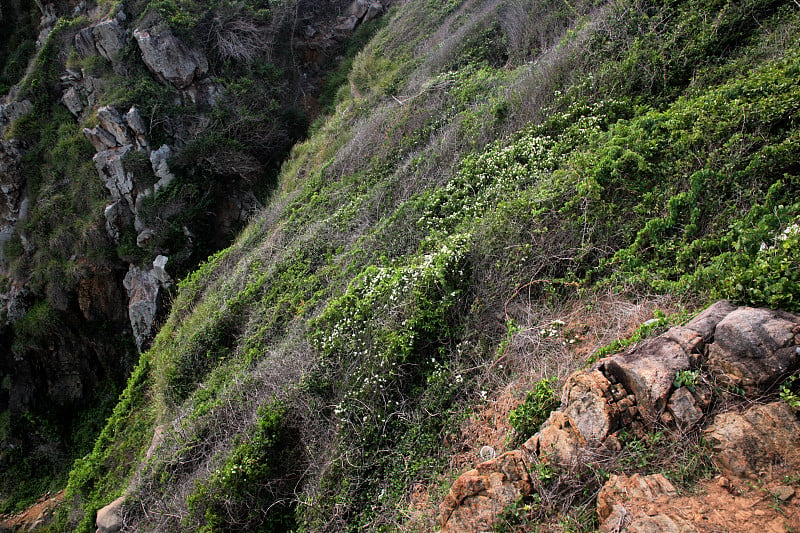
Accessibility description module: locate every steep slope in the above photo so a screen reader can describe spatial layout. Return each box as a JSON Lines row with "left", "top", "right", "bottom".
{"left": 0, "top": 0, "right": 387, "bottom": 515}
{"left": 36, "top": 0, "right": 800, "bottom": 531}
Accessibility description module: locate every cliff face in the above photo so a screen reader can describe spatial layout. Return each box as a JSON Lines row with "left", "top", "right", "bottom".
{"left": 0, "top": 0, "right": 389, "bottom": 513}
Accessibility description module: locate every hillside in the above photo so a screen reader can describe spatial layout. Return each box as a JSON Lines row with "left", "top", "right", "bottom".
{"left": 2, "top": 0, "right": 800, "bottom": 531}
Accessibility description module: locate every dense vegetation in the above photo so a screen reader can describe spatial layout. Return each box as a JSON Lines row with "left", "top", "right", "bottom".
{"left": 4, "top": 0, "right": 800, "bottom": 530}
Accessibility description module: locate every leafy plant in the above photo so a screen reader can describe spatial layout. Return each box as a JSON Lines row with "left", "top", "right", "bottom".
{"left": 509, "top": 378, "right": 559, "bottom": 445}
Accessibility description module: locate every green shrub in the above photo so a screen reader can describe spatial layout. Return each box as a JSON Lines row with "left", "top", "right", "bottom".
{"left": 509, "top": 378, "right": 559, "bottom": 445}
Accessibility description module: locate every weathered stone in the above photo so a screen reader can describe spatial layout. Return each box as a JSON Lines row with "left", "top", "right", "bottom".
{"left": 92, "top": 18, "right": 126, "bottom": 61}
{"left": 134, "top": 24, "right": 208, "bottom": 89}
{"left": 667, "top": 386, "right": 703, "bottom": 429}
{"left": 152, "top": 255, "right": 170, "bottom": 285}
{"left": 83, "top": 126, "right": 118, "bottom": 151}
{"left": 561, "top": 369, "right": 615, "bottom": 442}
{"left": 61, "top": 86, "right": 84, "bottom": 116}
{"left": 347, "top": 0, "right": 370, "bottom": 18}
{"left": 0, "top": 100, "right": 33, "bottom": 128}
{"left": 605, "top": 333, "right": 691, "bottom": 422}
{"left": 150, "top": 144, "right": 176, "bottom": 192}
{"left": 96, "top": 495, "right": 125, "bottom": 533}
{"left": 705, "top": 402, "right": 800, "bottom": 479}
{"left": 364, "top": 2, "right": 385, "bottom": 22}
{"left": 97, "top": 105, "right": 132, "bottom": 146}
{"left": 77, "top": 261, "right": 126, "bottom": 323}
{"left": 74, "top": 26, "right": 96, "bottom": 57}
{"left": 103, "top": 199, "right": 132, "bottom": 243}
{"left": 334, "top": 15, "right": 360, "bottom": 37}
{"left": 439, "top": 449, "right": 531, "bottom": 533}
{"left": 707, "top": 307, "right": 799, "bottom": 391}
{"left": 123, "top": 266, "right": 159, "bottom": 351}
{"left": 597, "top": 473, "right": 697, "bottom": 533}
{"left": 684, "top": 300, "right": 738, "bottom": 342}
{"left": 93, "top": 146, "right": 135, "bottom": 203}
{"left": 523, "top": 410, "right": 587, "bottom": 466}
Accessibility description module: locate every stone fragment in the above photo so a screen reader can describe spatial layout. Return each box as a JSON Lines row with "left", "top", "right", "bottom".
{"left": 134, "top": 24, "right": 208, "bottom": 89}
{"left": 561, "top": 369, "right": 615, "bottom": 442}
{"left": 74, "top": 26, "right": 96, "bottom": 57}
{"left": 605, "top": 333, "right": 691, "bottom": 422}
{"left": 439, "top": 449, "right": 531, "bottom": 533}
{"left": 523, "top": 410, "right": 587, "bottom": 466}
{"left": 96, "top": 495, "right": 125, "bottom": 533}
{"left": 92, "top": 18, "right": 126, "bottom": 61}
{"left": 61, "top": 86, "right": 84, "bottom": 116}
{"left": 773, "top": 485, "right": 794, "bottom": 502}
{"left": 150, "top": 144, "right": 176, "bottom": 191}
{"left": 667, "top": 386, "right": 703, "bottom": 429}
{"left": 707, "top": 307, "right": 799, "bottom": 391}
{"left": 97, "top": 105, "right": 132, "bottom": 146}
{"left": 83, "top": 126, "right": 118, "bottom": 151}
{"left": 347, "top": 0, "right": 370, "bottom": 19}
{"left": 704, "top": 402, "right": 800, "bottom": 479}
{"left": 93, "top": 146, "right": 135, "bottom": 204}
{"left": 123, "top": 266, "right": 160, "bottom": 351}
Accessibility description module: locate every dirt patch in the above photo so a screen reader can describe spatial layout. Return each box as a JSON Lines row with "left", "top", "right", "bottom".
{"left": 0, "top": 490, "right": 64, "bottom": 532}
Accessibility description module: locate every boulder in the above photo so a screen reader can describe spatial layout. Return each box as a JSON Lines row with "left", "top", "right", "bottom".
{"left": 0, "top": 100, "right": 33, "bottom": 129}
{"left": 149, "top": 144, "right": 176, "bottom": 191}
{"left": 96, "top": 495, "right": 125, "bottom": 533}
{"left": 83, "top": 126, "right": 118, "bottom": 152}
{"left": 704, "top": 402, "right": 800, "bottom": 479}
{"left": 706, "top": 307, "right": 799, "bottom": 391}
{"left": 439, "top": 449, "right": 531, "bottom": 532}
{"left": 61, "top": 86, "right": 84, "bottom": 116}
{"left": 523, "top": 410, "right": 587, "bottom": 466}
{"left": 666, "top": 386, "right": 702, "bottom": 429}
{"left": 133, "top": 25, "right": 208, "bottom": 89}
{"left": 605, "top": 331, "right": 692, "bottom": 421}
{"left": 93, "top": 146, "right": 135, "bottom": 204}
{"left": 97, "top": 105, "right": 132, "bottom": 146}
{"left": 92, "top": 18, "right": 126, "bottom": 61}
{"left": 123, "top": 266, "right": 160, "bottom": 351}
{"left": 561, "top": 369, "right": 616, "bottom": 442}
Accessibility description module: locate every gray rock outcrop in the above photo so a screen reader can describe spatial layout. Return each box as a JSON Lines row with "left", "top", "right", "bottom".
{"left": 133, "top": 24, "right": 208, "bottom": 89}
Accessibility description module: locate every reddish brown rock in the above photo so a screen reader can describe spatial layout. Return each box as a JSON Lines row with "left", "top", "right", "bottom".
{"left": 704, "top": 401, "right": 800, "bottom": 479}
{"left": 523, "top": 410, "right": 587, "bottom": 466}
{"left": 561, "top": 369, "right": 616, "bottom": 442}
{"left": 439, "top": 450, "right": 532, "bottom": 532}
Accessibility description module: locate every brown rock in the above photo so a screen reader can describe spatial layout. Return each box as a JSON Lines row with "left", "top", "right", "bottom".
{"left": 684, "top": 300, "right": 738, "bottom": 342}
{"left": 704, "top": 402, "right": 800, "bottom": 479}
{"left": 96, "top": 496, "right": 125, "bottom": 533}
{"left": 598, "top": 474, "right": 696, "bottom": 532}
{"left": 667, "top": 386, "right": 703, "bottom": 429}
{"left": 605, "top": 333, "right": 691, "bottom": 422}
{"left": 561, "top": 369, "right": 616, "bottom": 442}
{"left": 707, "top": 307, "right": 799, "bottom": 391}
{"left": 523, "top": 410, "right": 587, "bottom": 466}
{"left": 439, "top": 449, "right": 532, "bottom": 532}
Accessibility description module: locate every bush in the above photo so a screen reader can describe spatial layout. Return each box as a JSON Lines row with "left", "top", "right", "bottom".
{"left": 509, "top": 378, "right": 559, "bottom": 445}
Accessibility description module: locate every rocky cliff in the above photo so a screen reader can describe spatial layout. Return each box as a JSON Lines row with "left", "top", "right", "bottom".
{"left": 0, "top": 0, "right": 390, "bottom": 514}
